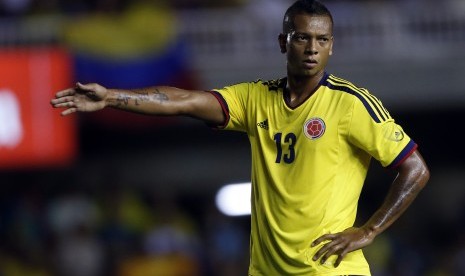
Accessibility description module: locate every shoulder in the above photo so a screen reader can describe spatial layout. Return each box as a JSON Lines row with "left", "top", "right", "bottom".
{"left": 228, "top": 78, "right": 285, "bottom": 92}
{"left": 324, "top": 74, "right": 391, "bottom": 123}
{"left": 218, "top": 78, "right": 286, "bottom": 94}
{"left": 323, "top": 74, "right": 370, "bottom": 96}
{"left": 259, "top": 78, "right": 286, "bottom": 92}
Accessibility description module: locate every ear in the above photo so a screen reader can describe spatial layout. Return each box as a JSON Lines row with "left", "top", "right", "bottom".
{"left": 329, "top": 36, "right": 334, "bottom": 56}
{"left": 278, "top": 33, "right": 287, "bottom": 53}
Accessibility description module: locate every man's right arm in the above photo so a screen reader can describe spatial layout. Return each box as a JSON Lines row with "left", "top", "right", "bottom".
{"left": 50, "top": 82, "right": 225, "bottom": 126}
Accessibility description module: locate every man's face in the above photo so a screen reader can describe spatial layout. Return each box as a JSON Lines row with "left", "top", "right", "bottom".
{"left": 279, "top": 14, "right": 333, "bottom": 78}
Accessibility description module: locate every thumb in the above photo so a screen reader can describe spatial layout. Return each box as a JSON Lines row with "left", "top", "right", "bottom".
{"left": 76, "top": 82, "right": 100, "bottom": 93}
{"left": 76, "top": 82, "right": 89, "bottom": 90}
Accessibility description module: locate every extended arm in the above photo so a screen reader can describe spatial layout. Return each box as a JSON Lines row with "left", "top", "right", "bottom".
{"left": 50, "top": 82, "right": 225, "bottom": 125}
{"left": 312, "top": 149, "right": 430, "bottom": 267}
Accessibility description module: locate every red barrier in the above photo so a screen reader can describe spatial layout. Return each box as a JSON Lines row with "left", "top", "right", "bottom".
{"left": 0, "top": 48, "right": 76, "bottom": 168}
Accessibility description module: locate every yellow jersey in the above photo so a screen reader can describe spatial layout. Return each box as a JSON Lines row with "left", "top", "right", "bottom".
{"left": 211, "top": 73, "right": 417, "bottom": 275}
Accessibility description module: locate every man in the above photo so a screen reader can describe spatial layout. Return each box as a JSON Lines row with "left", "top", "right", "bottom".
{"left": 51, "top": 0, "right": 430, "bottom": 275}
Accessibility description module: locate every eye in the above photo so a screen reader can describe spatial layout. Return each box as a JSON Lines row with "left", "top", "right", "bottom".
{"left": 292, "top": 34, "right": 308, "bottom": 42}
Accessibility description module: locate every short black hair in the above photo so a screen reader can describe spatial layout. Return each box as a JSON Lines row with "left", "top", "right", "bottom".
{"left": 283, "top": 0, "right": 334, "bottom": 34}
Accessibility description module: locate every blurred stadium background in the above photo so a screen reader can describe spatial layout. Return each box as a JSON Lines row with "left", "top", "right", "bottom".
{"left": 0, "top": 0, "right": 464, "bottom": 275}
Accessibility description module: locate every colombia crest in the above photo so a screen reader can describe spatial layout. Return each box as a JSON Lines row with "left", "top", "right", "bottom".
{"left": 303, "top": 117, "right": 326, "bottom": 140}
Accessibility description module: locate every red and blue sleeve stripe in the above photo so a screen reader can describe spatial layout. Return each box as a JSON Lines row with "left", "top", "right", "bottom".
{"left": 208, "top": 90, "right": 230, "bottom": 129}
{"left": 387, "top": 140, "right": 418, "bottom": 169}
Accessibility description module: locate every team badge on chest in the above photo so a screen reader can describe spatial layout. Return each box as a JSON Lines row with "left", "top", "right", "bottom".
{"left": 303, "top": 117, "right": 326, "bottom": 140}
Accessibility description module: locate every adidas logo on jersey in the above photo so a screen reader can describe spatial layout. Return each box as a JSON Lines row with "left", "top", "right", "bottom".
{"left": 257, "top": 119, "right": 269, "bottom": 130}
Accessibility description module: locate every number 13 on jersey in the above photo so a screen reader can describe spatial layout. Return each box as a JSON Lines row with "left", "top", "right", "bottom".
{"left": 274, "top": 132, "right": 296, "bottom": 164}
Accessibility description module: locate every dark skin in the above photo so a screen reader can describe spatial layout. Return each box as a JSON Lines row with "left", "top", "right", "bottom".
{"left": 278, "top": 14, "right": 333, "bottom": 107}
{"left": 51, "top": 13, "right": 430, "bottom": 269}
{"left": 281, "top": 14, "right": 430, "bottom": 268}
{"left": 311, "top": 149, "right": 429, "bottom": 267}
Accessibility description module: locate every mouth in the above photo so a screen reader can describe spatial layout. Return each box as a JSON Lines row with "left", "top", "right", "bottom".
{"left": 303, "top": 59, "right": 318, "bottom": 69}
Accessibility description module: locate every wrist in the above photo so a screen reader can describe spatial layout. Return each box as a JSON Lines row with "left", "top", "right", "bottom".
{"left": 105, "top": 89, "right": 119, "bottom": 108}
{"left": 361, "top": 224, "right": 379, "bottom": 239}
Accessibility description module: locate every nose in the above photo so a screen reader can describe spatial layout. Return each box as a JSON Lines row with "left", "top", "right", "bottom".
{"left": 305, "top": 38, "right": 318, "bottom": 55}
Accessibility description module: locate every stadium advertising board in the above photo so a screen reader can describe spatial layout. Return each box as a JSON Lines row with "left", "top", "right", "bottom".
{"left": 0, "top": 48, "right": 76, "bottom": 168}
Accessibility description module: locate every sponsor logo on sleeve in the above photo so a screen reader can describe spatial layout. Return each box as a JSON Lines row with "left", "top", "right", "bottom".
{"left": 383, "top": 124, "right": 405, "bottom": 142}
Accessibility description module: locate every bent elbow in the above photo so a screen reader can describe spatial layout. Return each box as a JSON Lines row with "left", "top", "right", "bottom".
{"left": 418, "top": 165, "right": 430, "bottom": 190}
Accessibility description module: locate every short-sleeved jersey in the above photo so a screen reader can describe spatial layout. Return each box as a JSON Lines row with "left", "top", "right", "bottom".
{"left": 210, "top": 72, "right": 417, "bottom": 276}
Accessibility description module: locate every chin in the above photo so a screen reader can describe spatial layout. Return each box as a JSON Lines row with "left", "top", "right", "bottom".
{"left": 289, "top": 67, "right": 321, "bottom": 78}
{"left": 299, "top": 70, "right": 320, "bottom": 78}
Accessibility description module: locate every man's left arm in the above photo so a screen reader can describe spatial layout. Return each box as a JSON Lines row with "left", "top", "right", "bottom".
{"left": 311, "top": 149, "right": 430, "bottom": 267}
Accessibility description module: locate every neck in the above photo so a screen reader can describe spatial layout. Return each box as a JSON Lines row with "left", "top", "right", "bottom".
{"left": 285, "top": 71, "right": 325, "bottom": 107}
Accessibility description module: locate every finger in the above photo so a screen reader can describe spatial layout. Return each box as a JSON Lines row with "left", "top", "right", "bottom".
{"left": 312, "top": 233, "right": 335, "bottom": 247}
{"left": 312, "top": 240, "right": 336, "bottom": 261}
{"left": 61, "top": 107, "right": 77, "bottom": 116}
{"left": 51, "top": 98, "right": 76, "bottom": 108}
{"left": 320, "top": 241, "right": 347, "bottom": 265}
{"left": 313, "top": 244, "right": 334, "bottom": 262}
{"left": 53, "top": 102, "right": 76, "bottom": 109}
{"left": 320, "top": 245, "right": 339, "bottom": 264}
{"left": 334, "top": 250, "right": 348, "bottom": 267}
{"left": 51, "top": 96, "right": 75, "bottom": 105}
{"left": 55, "top": 88, "right": 76, "bottom": 98}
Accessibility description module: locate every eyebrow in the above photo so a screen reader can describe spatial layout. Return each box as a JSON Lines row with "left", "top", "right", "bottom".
{"left": 292, "top": 31, "right": 332, "bottom": 37}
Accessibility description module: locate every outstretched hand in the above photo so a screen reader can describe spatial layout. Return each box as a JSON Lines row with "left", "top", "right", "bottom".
{"left": 311, "top": 227, "right": 375, "bottom": 267}
{"left": 50, "top": 82, "right": 108, "bottom": 116}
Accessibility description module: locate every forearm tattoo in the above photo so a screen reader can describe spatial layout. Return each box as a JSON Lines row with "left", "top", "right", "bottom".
{"left": 134, "top": 91, "right": 150, "bottom": 106}
{"left": 116, "top": 95, "right": 130, "bottom": 106}
{"left": 151, "top": 88, "right": 169, "bottom": 104}
{"left": 115, "top": 88, "right": 169, "bottom": 106}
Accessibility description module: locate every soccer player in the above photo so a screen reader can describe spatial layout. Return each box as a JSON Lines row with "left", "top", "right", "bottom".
{"left": 51, "top": 0, "right": 430, "bottom": 275}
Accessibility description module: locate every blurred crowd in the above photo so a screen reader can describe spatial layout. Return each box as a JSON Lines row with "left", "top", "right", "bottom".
{"left": 0, "top": 0, "right": 441, "bottom": 17}
{"left": 0, "top": 178, "right": 250, "bottom": 276}
{"left": 0, "top": 0, "right": 250, "bottom": 16}
{"left": 1, "top": 173, "right": 465, "bottom": 276}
